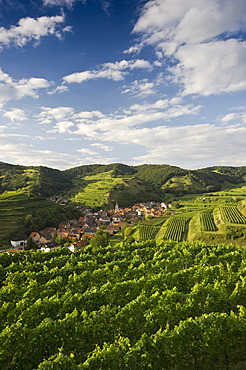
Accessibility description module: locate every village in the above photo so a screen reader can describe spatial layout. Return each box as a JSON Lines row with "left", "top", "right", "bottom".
{"left": 8, "top": 201, "right": 169, "bottom": 252}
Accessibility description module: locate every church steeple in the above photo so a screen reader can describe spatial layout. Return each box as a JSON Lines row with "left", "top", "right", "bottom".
{"left": 115, "top": 201, "right": 119, "bottom": 213}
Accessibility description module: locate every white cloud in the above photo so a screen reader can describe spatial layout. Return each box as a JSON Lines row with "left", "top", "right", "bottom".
{"left": 134, "top": 0, "right": 246, "bottom": 49}
{"left": 63, "top": 59, "right": 152, "bottom": 84}
{"left": 91, "top": 143, "right": 113, "bottom": 152}
{"left": 43, "top": 0, "right": 79, "bottom": 6}
{"left": 123, "top": 45, "right": 141, "bottom": 55}
{"left": 76, "top": 148, "right": 98, "bottom": 155}
{"left": 36, "top": 106, "right": 75, "bottom": 124}
{"left": 122, "top": 79, "right": 156, "bottom": 97}
{"left": 53, "top": 121, "right": 74, "bottom": 133}
{"left": 0, "top": 68, "right": 50, "bottom": 107}
{"left": 0, "top": 140, "right": 81, "bottom": 169}
{"left": 130, "top": 123, "right": 246, "bottom": 168}
{"left": 3, "top": 108, "right": 28, "bottom": 122}
{"left": 74, "top": 103, "right": 201, "bottom": 140}
{"left": 0, "top": 15, "right": 70, "bottom": 49}
{"left": 47, "top": 84, "right": 69, "bottom": 95}
{"left": 131, "top": 0, "right": 246, "bottom": 96}
{"left": 170, "top": 39, "right": 246, "bottom": 96}
{"left": 73, "top": 110, "right": 104, "bottom": 120}
{"left": 37, "top": 100, "right": 201, "bottom": 138}
{"left": 129, "top": 99, "right": 169, "bottom": 112}
{"left": 220, "top": 111, "right": 246, "bottom": 124}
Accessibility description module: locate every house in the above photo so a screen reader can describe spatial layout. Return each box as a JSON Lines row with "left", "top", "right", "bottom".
{"left": 40, "top": 227, "right": 56, "bottom": 241}
{"left": 10, "top": 235, "right": 28, "bottom": 249}
{"left": 68, "top": 228, "right": 81, "bottom": 240}
{"left": 105, "top": 224, "right": 120, "bottom": 235}
{"left": 83, "top": 228, "right": 96, "bottom": 238}
{"left": 40, "top": 241, "right": 59, "bottom": 252}
{"left": 112, "top": 213, "right": 123, "bottom": 224}
{"left": 68, "top": 241, "right": 85, "bottom": 252}
{"left": 29, "top": 232, "right": 41, "bottom": 243}
{"left": 56, "top": 228, "right": 70, "bottom": 239}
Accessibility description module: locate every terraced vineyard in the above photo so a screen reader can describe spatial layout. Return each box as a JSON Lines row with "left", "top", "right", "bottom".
{"left": 139, "top": 225, "right": 162, "bottom": 241}
{"left": 70, "top": 171, "right": 124, "bottom": 208}
{"left": 163, "top": 217, "right": 190, "bottom": 242}
{"left": 220, "top": 206, "right": 246, "bottom": 224}
{"left": 200, "top": 211, "right": 218, "bottom": 231}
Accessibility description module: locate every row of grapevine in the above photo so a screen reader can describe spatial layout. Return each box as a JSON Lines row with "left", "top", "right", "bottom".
{"left": 220, "top": 206, "right": 246, "bottom": 224}
{"left": 163, "top": 217, "right": 190, "bottom": 242}
{"left": 1, "top": 242, "right": 246, "bottom": 369}
{"left": 200, "top": 212, "right": 218, "bottom": 232}
{"left": 139, "top": 224, "right": 161, "bottom": 241}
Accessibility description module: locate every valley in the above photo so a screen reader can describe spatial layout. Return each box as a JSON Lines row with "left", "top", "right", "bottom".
{"left": 1, "top": 161, "right": 246, "bottom": 248}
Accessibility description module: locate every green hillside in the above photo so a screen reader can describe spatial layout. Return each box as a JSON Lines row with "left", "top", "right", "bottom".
{"left": 1, "top": 161, "right": 246, "bottom": 247}
{"left": 65, "top": 163, "right": 246, "bottom": 207}
{"left": 1, "top": 161, "right": 246, "bottom": 208}
{"left": 133, "top": 185, "right": 246, "bottom": 246}
{"left": 0, "top": 191, "right": 80, "bottom": 247}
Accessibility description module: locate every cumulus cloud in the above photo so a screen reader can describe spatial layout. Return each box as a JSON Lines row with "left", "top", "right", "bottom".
{"left": 0, "top": 69, "right": 50, "bottom": 107}
{"left": 0, "top": 15, "right": 70, "bottom": 49}
{"left": 36, "top": 106, "right": 75, "bottom": 124}
{"left": 171, "top": 39, "right": 246, "bottom": 96}
{"left": 122, "top": 79, "right": 156, "bottom": 97}
{"left": 53, "top": 121, "right": 74, "bottom": 133}
{"left": 63, "top": 59, "right": 152, "bottom": 84}
{"left": 35, "top": 100, "right": 200, "bottom": 137}
{"left": 73, "top": 102, "right": 201, "bottom": 141}
{"left": 131, "top": 0, "right": 246, "bottom": 96}
{"left": 3, "top": 108, "right": 28, "bottom": 122}
{"left": 134, "top": 0, "right": 246, "bottom": 49}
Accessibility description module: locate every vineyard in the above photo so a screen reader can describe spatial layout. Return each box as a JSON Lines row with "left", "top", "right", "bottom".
{"left": 220, "top": 206, "right": 246, "bottom": 224}
{"left": 139, "top": 224, "right": 162, "bottom": 241}
{"left": 163, "top": 217, "right": 190, "bottom": 242}
{"left": 1, "top": 242, "right": 246, "bottom": 369}
{"left": 200, "top": 212, "right": 218, "bottom": 232}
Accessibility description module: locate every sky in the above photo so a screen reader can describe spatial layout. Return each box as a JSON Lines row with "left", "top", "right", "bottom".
{"left": 0, "top": 0, "right": 246, "bottom": 170}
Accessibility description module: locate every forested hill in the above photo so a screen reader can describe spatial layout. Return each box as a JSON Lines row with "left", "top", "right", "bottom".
{"left": 1, "top": 161, "right": 246, "bottom": 204}
{"left": 0, "top": 162, "right": 72, "bottom": 197}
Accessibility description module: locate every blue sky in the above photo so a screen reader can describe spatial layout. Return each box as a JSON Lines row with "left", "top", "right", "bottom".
{"left": 0, "top": 0, "right": 246, "bottom": 170}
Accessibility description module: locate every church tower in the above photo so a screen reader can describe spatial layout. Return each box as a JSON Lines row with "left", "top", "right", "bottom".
{"left": 115, "top": 201, "right": 119, "bottom": 213}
